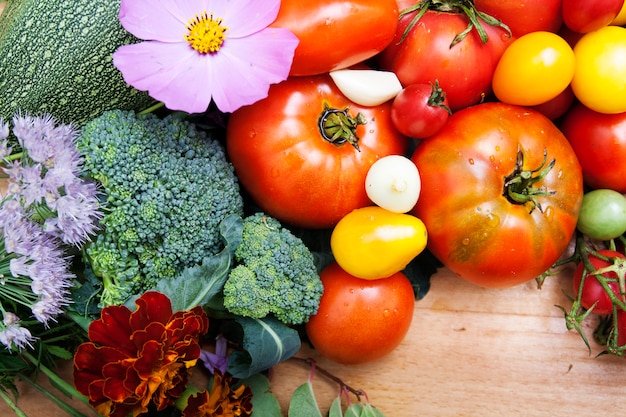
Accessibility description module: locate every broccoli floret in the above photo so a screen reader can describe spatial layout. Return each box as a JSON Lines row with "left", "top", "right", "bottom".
{"left": 77, "top": 110, "right": 244, "bottom": 306}
{"left": 223, "top": 213, "right": 324, "bottom": 325}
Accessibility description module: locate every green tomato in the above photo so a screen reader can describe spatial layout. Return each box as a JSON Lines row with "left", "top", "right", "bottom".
{"left": 577, "top": 189, "right": 626, "bottom": 240}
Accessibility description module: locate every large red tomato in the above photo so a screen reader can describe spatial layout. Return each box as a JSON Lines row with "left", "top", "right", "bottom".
{"left": 474, "top": 0, "right": 563, "bottom": 37}
{"left": 560, "top": 103, "right": 626, "bottom": 193}
{"left": 270, "top": 0, "right": 399, "bottom": 76}
{"left": 305, "top": 262, "right": 415, "bottom": 365}
{"left": 377, "top": 0, "right": 513, "bottom": 111}
{"left": 411, "top": 102, "right": 583, "bottom": 288}
{"left": 226, "top": 74, "right": 408, "bottom": 229}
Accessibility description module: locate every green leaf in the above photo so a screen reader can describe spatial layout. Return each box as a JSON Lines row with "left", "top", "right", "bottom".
{"left": 227, "top": 316, "right": 301, "bottom": 379}
{"left": 288, "top": 381, "right": 322, "bottom": 417}
{"left": 345, "top": 403, "right": 387, "bottom": 417}
{"left": 328, "top": 396, "right": 343, "bottom": 417}
{"left": 43, "top": 345, "right": 73, "bottom": 360}
{"left": 239, "top": 373, "right": 282, "bottom": 417}
{"left": 154, "top": 214, "right": 243, "bottom": 311}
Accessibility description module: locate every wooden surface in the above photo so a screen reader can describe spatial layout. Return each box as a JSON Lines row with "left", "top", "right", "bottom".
{"left": 271, "top": 266, "right": 625, "bottom": 417}
{"left": 3, "top": 266, "right": 625, "bottom": 417}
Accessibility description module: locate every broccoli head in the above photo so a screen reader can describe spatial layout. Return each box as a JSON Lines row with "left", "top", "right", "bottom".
{"left": 223, "top": 213, "right": 324, "bottom": 325}
{"left": 77, "top": 110, "right": 244, "bottom": 305}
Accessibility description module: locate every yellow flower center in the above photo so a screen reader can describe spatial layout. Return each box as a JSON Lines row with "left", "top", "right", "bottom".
{"left": 185, "top": 11, "right": 228, "bottom": 54}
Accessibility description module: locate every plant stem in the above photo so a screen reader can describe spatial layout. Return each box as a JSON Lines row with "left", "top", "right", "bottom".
{"left": 20, "top": 351, "right": 92, "bottom": 410}
{"left": 18, "top": 376, "right": 94, "bottom": 417}
{"left": 290, "top": 356, "right": 365, "bottom": 400}
{"left": 0, "top": 388, "right": 28, "bottom": 417}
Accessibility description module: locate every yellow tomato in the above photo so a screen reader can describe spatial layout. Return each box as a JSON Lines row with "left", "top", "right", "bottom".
{"left": 330, "top": 206, "right": 427, "bottom": 280}
{"left": 492, "top": 31, "right": 575, "bottom": 106}
{"left": 571, "top": 26, "right": 626, "bottom": 114}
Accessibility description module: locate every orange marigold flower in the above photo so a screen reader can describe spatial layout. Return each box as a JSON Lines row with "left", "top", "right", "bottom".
{"left": 182, "top": 370, "right": 253, "bottom": 417}
{"left": 73, "top": 291, "right": 209, "bottom": 417}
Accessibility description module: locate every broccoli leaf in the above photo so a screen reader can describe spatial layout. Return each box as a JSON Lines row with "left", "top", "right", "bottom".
{"left": 153, "top": 214, "right": 243, "bottom": 312}
{"left": 227, "top": 316, "right": 301, "bottom": 379}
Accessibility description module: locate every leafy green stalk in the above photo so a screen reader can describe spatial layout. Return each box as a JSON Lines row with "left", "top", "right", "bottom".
{"left": 0, "top": 388, "right": 28, "bottom": 417}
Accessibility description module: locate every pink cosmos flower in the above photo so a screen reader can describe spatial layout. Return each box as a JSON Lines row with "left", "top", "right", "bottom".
{"left": 113, "top": 0, "right": 299, "bottom": 114}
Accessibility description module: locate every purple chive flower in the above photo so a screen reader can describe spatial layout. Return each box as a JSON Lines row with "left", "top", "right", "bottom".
{"left": 0, "top": 220, "right": 73, "bottom": 328}
{"left": 112, "top": 0, "right": 299, "bottom": 114}
{"left": 0, "top": 312, "right": 36, "bottom": 350}
{"left": 0, "top": 114, "right": 102, "bottom": 247}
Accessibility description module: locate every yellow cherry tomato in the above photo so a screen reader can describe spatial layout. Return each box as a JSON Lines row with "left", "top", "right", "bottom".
{"left": 330, "top": 206, "right": 427, "bottom": 280}
{"left": 492, "top": 31, "right": 575, "bottom": 106}
{"left": 571, "top": 26, "right": 626, "bottom": 114}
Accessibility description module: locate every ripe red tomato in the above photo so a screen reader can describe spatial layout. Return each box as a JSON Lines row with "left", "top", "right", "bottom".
{"left": 226, "top": 74, "right": 408, "bottom": 229}
{"left": 573, "top": 249, "right": 626, "bottom": 315}
{"left": 270, "top": 0, "right": 399, "bottom": 76}
{"left": 560, "top": 103, "right": 626, "bottom": 193}
{"left": 378, "top": 1, "right": 513, "bottom": 111}
{"left": 305, "top": 262, "right": 415, "bottom": 365}
{"left": 474, "top": 0, "right": 563, "bottom": 37}
{"left": 411, "top": 102, "right": 583, "bottom": 288}
{"left": 390, "top": 81, "right": 451, "bottom": 139}
{"left": 561, "top": 0, "right": 624, "bottom": 33}
{"left": 529, "top": 85, "right": 575, "bottom": 120}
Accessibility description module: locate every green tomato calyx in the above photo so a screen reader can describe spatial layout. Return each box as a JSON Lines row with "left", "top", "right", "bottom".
{"left": 503, "top": 147, "right": 556, "bottom": 213}
{"left": 398, "top": 0, "right": 512, "bottom": 47}
{"left": 318, "top": 102, "right": 367, "bottom": 151}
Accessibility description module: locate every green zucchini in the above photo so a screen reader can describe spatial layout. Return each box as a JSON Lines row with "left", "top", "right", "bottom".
{"left": 0, "top": 0, "right": 156, "bottom": 125}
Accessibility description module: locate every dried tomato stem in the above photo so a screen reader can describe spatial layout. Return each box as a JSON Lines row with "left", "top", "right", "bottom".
{"left": 291, "top": 356, "right": 365, "bottom": 400}
{"left": 503, "top": 148, "right": 556, "bottom": 213}
{"left": 317, "top": 103, "right": 366, "bottom": 151}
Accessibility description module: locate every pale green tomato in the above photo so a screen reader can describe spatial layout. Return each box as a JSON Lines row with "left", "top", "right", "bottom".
{"left": 577, "top": 189, "right": 626, "bottom": 240}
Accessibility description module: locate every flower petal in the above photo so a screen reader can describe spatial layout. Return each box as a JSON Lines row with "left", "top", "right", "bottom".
{"left": 88, "top": 305, "right": 136, "bottom": 354}
{"left": 210, "top": 28, "right": 299, "bottom": 113}
{"left": 214, "top": 0, "right": 281, "bottom": 38}
{"left": 130, "top": 291, "right": 174, "bottom": 329}
{"left": 118, "top": 0, "right": 211, "bottom": 42}
{"left": 113, "top": 42, "right": 213, "bottom": 114}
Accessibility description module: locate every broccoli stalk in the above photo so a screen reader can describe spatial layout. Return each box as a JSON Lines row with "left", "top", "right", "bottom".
{"left": 222, "top": 213, "right": 324, "bottom": 325}
{"left": 77, "top": 110, "right": 244, "bottom": 306}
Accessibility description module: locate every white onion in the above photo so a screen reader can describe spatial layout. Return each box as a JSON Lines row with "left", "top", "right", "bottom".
{"left": 365, "top": 155, "right": 421, "bottom": 213}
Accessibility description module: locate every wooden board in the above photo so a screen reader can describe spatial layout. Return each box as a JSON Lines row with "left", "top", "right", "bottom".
{"left": 270, "top": 266, "right": 626, "bottom": 416}
{"left": 2, "top": 266, "right": 624, "bottom": 417}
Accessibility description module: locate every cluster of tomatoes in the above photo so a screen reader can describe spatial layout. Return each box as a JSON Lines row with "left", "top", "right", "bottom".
{"left": 225, "top": 0, "right": 626, "bottom": 363}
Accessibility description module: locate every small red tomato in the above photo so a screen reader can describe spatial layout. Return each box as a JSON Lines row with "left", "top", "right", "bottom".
{"left": 561, "top": 0, "right": 624, "bottom": 33}
{"left": 390, "top": 81, "right": 451, "bottom": 139}
{"left": 305, "top": 262, "right": 415, "bottom": 365}
{"left": 573, "top": 249, "right": 626, "bottom": 315}
{"left": 530, "top": 85, "right": 575, "bottom": 120}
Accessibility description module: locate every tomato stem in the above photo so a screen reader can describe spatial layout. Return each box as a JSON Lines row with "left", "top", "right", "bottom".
{"left": 291, "top": 356, "right": 366, "bottom": 400}
{"left": 503, "top": 148, "right": 556, "bottom": 213}
{"left": 318, "top": 103, "right": 367, "bottom": 151}
{"left": 428, "top": 79, "right": 452, "bottom": 114}
{"left": 398, "top": 0, "right": 511, "bottom": 47}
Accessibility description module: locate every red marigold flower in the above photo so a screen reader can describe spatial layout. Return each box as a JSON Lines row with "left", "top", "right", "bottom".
{"left": 182, "top": 370, "right": 253, "bottom": 417}
{"left": 73, "top": 291, "right": 209, "bottom": 417}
